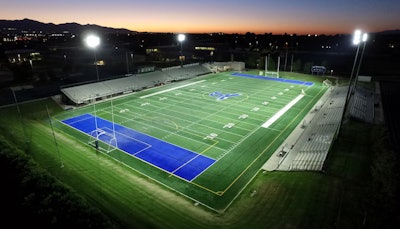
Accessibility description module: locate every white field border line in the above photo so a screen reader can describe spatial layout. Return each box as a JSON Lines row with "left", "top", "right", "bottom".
{"left": 64, "top": 115, "right": 93, "bottom": 125}
{"left": 139, "top": 80, "right": 206, "bottom": 99}
{"left": 188, "top": 159, "right": 217, "bottom": 182}
{"left": 261, "top": 94, "right": 304, "bottom": 128}
{"left": 170, "top": 153, "right": 208, "bottom": 177}
{"left": 101, "top": 127, "right": 152, "bottom": 155}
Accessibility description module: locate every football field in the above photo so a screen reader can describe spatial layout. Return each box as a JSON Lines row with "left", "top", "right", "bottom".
{"left": 54, "top": 72, "right": 327, "bottom": 211}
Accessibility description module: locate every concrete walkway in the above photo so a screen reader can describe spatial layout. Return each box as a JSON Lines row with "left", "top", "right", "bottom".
{"left": 262, "top": 85, "right": 347, "bottom": 171}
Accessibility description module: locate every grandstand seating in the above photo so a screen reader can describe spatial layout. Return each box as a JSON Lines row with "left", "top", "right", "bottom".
{"left": 61, "top": 63, "right": 212, "bottom": 105}
{"left": 162, "top": 63, "right": 211, "bottom": 81}
{"left": 349, "top": 86, "right": 374, "bottom": 123}
{"left": 288, "top": 86, "right": 347, "bottom": 171}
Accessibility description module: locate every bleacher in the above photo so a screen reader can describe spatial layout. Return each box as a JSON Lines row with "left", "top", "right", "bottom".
{"left": 162, "top": 63, "right": 211, "bottom": 81}
{"left": 61, "top": 82, "right": 113, "bottom": 104}
{"left": 289, "top": 86, "right": 347, "bottom": 171}
{"left": 61, "top": 63, "right": 212, "bottom": 106}
{"left": 349, "top": 86, "right": 374, "bottom": 123}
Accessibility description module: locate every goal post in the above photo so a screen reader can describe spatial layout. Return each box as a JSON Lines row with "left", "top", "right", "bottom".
{"left": 264, "top": 71, "right": 280, "bottom": 78}
{"left": 264, "top": 55, "right": 280, "bottom": 78}
{"left": 88, "top": 128, "right": 118, "bottom": 153}
{"left": 88, "top": 95, "right": 119, "bottom": 153}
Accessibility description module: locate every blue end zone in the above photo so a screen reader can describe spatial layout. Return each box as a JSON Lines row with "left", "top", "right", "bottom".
{"left": 231, "top": 72, "right": 314, "bottom": 86}
{"left": 62, "top": 114, "right": 215, "bottom": 182}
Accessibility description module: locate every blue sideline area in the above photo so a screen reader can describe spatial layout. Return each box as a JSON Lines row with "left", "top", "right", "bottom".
{"left": 231, "top": 72, "right": 314, "bottom": 86}
{"left": 62, "top": 114, "right": 216, "bottom": 181}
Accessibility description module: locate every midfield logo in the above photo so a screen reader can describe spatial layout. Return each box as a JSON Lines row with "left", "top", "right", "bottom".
{"left": 209, "top": 91, "right": 241, "bottom": 100}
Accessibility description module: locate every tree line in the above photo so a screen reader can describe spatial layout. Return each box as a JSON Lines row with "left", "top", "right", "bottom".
{"left": 0, "top": 134, "right": 125, "bottom": 229}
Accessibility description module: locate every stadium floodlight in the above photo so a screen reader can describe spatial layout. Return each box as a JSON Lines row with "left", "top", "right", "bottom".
{"left": 352, "top": 29, "right": 362, "bottom": 45}
{"left": 362, "top": 33, "right": 368, "bottom": 42}
{"left": 178, "top": 33, "right": 185, "bottom": 43}
{"left": 85, "top": 34, "right": 100, "bottom": 81}
{"left": 86, "top": 34, "right": 100, "bottom": 48}
{"left": 177, "top": 34, "right": 185, "bottom": 67}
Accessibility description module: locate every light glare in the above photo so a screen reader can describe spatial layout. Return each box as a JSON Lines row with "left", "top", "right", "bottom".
{"left": 353, "top": 29, "right": 361, "bottom": 45}
{"left": 86, "top": 35, "right": 100, "bottom": 48}
{"left": 362, "top": 33, "right": 368, "bottom": 42}
{"left": 177, "top": 34, "right": 185, "bottom": 42}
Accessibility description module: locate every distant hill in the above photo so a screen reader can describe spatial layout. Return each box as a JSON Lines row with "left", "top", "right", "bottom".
{"left": 0, "top": 18, "right": 135, "bottom": 35}
{"left": 376, "top": 29, "right": 400, "bottom": 35}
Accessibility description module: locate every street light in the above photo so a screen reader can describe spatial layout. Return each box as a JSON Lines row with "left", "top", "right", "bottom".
{"left": 85, "top": 34, "right": 100, "bottom": 81}
{"left": 177, "top": 34, "right": 185, "bottom": 67}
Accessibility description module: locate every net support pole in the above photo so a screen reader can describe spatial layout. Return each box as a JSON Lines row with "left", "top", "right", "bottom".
{"left": 93, "top": 98, "right": 98, "bottom": 131}
{"left": 277, "top": 56, "right": 280, "bottom": 78}
{"left": 290, "top": 54, "right": 294, "bottom": 72}
{"left": 46, "top": 105, "right": 64, "bottom": 168}
{"left": 11, "top": 88, "right": 29, "bottom": 145}
{"left": 111, "top": 96, "right": 118, "bottom": 148}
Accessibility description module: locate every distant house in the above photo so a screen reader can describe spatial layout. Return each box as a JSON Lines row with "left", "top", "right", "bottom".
{"left": 311, "top": 65, "right": 326, "bottom": 75}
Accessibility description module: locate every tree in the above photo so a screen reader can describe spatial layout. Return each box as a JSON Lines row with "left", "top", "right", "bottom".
{"left": 321, "top": 60, "right": 330, "bottom": 71}
{"left": 292, "top": 59, "right": 302, "bottom": 72}
{"left": 303, "top": 61, "right": 315, "bottom": 74}
{"left": 0, "top": 136, "right": 121, "bottom": 229}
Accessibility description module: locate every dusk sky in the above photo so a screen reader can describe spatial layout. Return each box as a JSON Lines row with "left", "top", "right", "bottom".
{"left": 2, "top": 0, "right": 400, "bottom": 35}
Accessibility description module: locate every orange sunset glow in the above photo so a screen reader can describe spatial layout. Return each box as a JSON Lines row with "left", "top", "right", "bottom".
{"left": 2, "top": 1, "right": 400, "bottom": 35}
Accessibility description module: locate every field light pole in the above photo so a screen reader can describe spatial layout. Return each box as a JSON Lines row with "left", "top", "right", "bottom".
{"left": 347, "top": 30, "right": 362, "bottom": 101}
{"left": 352, "top": 33, "right": 368, "bottom": 94}
{"left": 177, "top": 34, "right": 185, "bottom": 67}
{"left": 85, "top": 34, "right": 100, "bottom": 81}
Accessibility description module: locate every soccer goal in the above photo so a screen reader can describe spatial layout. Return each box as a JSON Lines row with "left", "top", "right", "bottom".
{"left": 88, "top": 128, "right": 118, "bottom": 153}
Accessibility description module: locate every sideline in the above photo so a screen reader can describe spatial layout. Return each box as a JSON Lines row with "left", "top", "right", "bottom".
{"left": 261, "top": 94, "right": 305, "bottom": 128}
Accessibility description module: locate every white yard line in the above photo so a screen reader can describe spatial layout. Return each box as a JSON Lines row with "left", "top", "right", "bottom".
{"left": 261, "top": 94, "right": 305, "bottom": 128}
{"left": 139, "top": 80, "right": 206, "bottom": 99}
